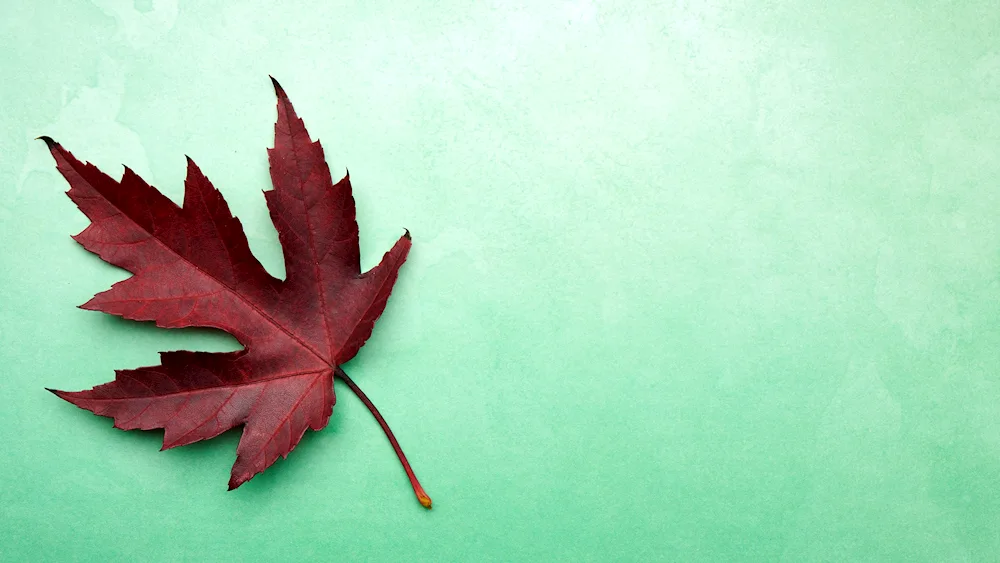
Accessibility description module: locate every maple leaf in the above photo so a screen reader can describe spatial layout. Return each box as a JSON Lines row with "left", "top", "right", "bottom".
{"left": 41, "top": 77, "right": 431, "bottom": 508}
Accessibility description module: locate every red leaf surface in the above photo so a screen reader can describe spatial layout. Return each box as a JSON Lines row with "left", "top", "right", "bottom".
{"left": 43, "top": 78, "right": 430, "bottom": 507}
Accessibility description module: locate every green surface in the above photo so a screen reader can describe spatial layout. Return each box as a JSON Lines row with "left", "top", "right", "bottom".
{"left": 2, "top": 1, "right": 1000, "bottom": 561}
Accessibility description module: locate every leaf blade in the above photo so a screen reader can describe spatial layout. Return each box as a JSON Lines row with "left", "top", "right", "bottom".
{"left": 43, "top": 79, "right": 413, "bottom": 492}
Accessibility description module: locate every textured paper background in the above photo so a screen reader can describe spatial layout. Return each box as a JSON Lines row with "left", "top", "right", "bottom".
{"left": 3, "top": 1, "right": 1000, "bottom": 560}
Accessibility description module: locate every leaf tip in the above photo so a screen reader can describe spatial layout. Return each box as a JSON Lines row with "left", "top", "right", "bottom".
{"left": 403, "top": 228, "right": 411, "bottom": 241}
{"left": 36, "top": 136, "right": 57, "bottom": 149}
{"left": 269, "top": 75, "right": 286, "bottom": 98}
{"left": 46, "top": 387, "right": 71, "bottom": 402}
{"left": 184, "top": 155, "right": 203, "bottom": 176}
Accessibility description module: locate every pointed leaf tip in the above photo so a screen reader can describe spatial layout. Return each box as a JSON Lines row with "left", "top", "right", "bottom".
{"left": 269, "top": 76, "right": 286, "bottom": 97}
{"left": 46, "top": 387, "right": 71, "bottom": 401}
{"left": 37, "top": 136, "right": 57, "bottom": 148}
{"left": 184, "top": 155, "right": 202, "bottom": 173}
{"left": 403, "top": 229, "right": 411, "bottom": 240}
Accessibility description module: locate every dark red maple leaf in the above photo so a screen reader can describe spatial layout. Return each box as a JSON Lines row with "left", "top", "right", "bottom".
{"left": 41, "top": 77, "right": 431, "bottom": 508}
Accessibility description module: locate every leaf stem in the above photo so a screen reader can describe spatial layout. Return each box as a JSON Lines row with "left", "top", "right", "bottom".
{"left": 334, "top": 366, "right": 432, "bottom": 509}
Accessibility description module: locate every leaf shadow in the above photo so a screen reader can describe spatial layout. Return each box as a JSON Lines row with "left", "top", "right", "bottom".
{"left": 88, "top": 312, "right": 244, "bottom": 353}
{"left": 228, "top": 405, "right": 347, "bottom": 500}
{"left": 49, "top": 396, "right": 168, "bottom": 450}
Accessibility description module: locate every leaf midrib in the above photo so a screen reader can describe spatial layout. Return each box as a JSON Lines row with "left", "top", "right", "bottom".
{"left": 76, "top": 368, "right": 331, "bottom": 402}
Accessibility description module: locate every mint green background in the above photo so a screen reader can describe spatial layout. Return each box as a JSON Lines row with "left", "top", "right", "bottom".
{"left": 3, "top": 1, "right": 1000, "bottom": 561}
